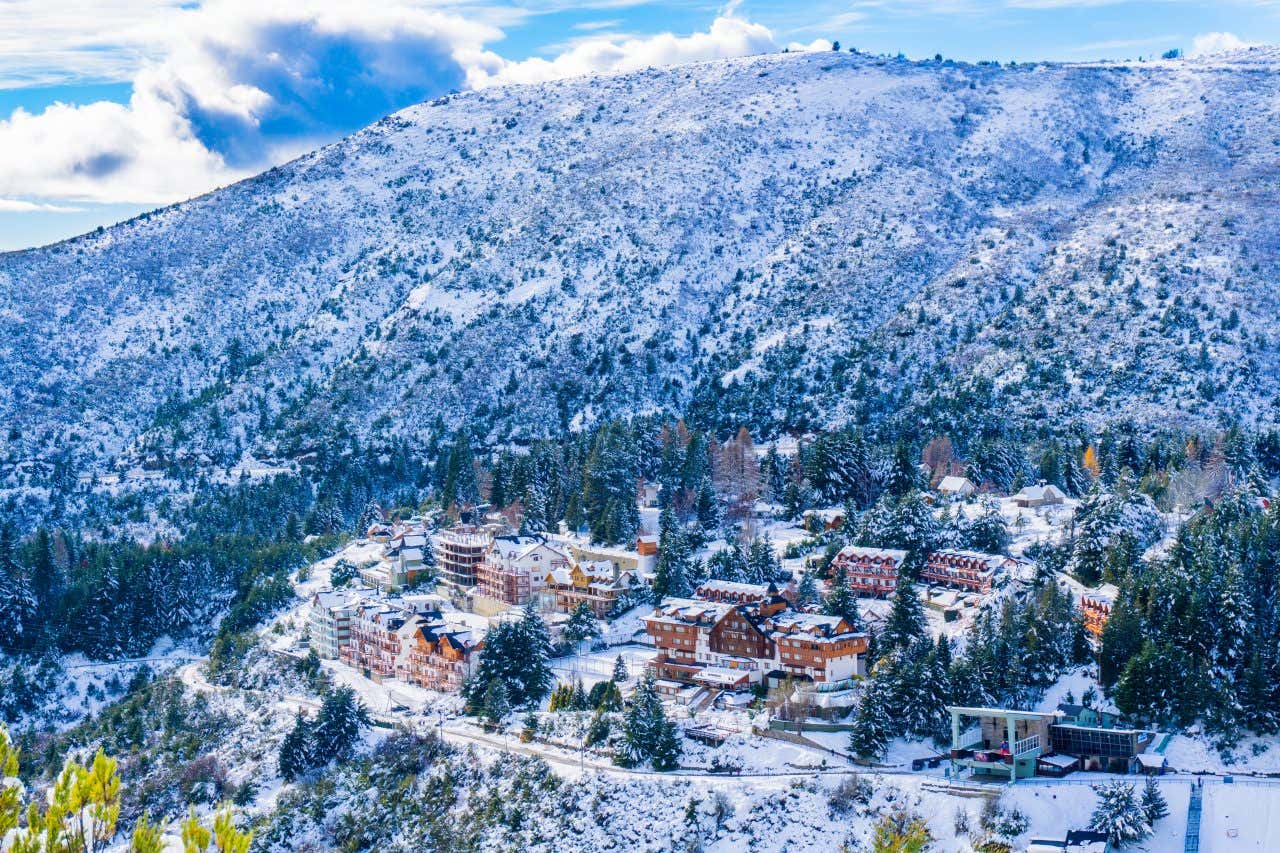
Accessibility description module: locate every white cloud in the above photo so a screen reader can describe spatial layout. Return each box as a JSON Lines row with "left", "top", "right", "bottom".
{"left": 0, "top": 2, "right": 783, "bottom": 207}
{"left": 0, "top": 198, "right": 82, "bottom": 213}
{"left": 0, "top": 1, "right": 502, "bottom": 204}
{"left": 1189, "top": 32, "right": 1257, "bottom": 58}
{"left": 471, "top": 13, "right": 776, "bottom": 88}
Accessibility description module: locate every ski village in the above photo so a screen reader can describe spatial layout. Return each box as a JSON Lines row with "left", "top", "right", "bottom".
{"left": 8, "top": 423, "right": 1278, "bottom": 852}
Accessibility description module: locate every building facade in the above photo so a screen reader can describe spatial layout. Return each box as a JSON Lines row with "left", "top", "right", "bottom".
{"left": 397, "top": 622, "right": 478, "bottom": 693}
{"left": 307, "top": 589, "right": 369, "bottom": 660}
{"left": 434, "top": 525, "right": 493, "bottom": 590}
{"left": 645, "top": 582, "right": 866, "bottom": 694}
{"left": 829, "top": 546, "right": 907, "bottom": 597}
{"left": 1081, "top": 584, "right": 1118, "bottom": 638}
{"left": 921, "top": 549, "right": 1015, "bottom": 593}
{"left": 540, "top": 561, "right": 635, "bottom": 617}
{"left": 474, "top": 538, "right": 571, "bottom": 606}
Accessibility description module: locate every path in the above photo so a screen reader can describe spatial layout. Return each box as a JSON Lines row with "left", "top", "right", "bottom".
{"left": 1184, "top": 783, "right": 1202, "bottom": 853}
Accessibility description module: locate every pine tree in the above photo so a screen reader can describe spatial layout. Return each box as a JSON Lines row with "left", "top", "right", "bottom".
{"left": 744, "top": 536, "right": 782, "bottom": 584}
{"left": 880, "top": 583, "right": 926, "bottom": 657}
{"left": 823, "top": 565, "right": 862, "bottom": 630}
{"left": 0, "top": 523, "right": 36, "bottom": 654}
{"left": 652, "top": 506, "right": 692, "bottom": 599}
{"left": 618, "top": 670, "right": 682, "bottom": 770}
{"left": 483, "top": 679, "right": 511, "bottom": 725}
{"left": 796, "top": 569, "right": 821, "bottom": 609}
{"left": 516, "top": 605, "right": 554, "bottom": 705}
{"left": 612, "top": 654, "right": 629, "bottom": 683}
{"left": 1090, "top": 781, "right": 1151, "bottom": 846}
{"left": 563, "top": 602, "right": 601, "bottom": 646}
{"left": 278, "top": 712, "right": 316, "bottom": 780}
{"left": 1141, "top": 777, "right": 1169, "bottom": 824}
{"left": 312, "top": 687, "right": 367, "bottom": 764}
{"left": 961, "top": 498, "right": 1010, "bottom": 554}
{"left": 849, "top": 682, "right": 893, "bottom": 760}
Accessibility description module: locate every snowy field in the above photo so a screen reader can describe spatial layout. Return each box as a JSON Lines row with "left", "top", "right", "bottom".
{"left": 1199, "top": 782, "right": 1280, "bottom": 852}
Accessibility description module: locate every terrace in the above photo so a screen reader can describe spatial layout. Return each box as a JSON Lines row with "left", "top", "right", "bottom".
{"left": 947, "top": 706, "right": 1057, "bottom": 783}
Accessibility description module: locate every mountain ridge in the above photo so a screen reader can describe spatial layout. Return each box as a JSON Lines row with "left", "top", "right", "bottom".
{"left": 3, "top": 46, "right": 1280, "bottom": 471}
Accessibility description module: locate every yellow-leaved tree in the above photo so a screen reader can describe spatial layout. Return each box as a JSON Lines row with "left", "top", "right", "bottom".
{"left": 870, "top": 806, "right": 933, "bottom": 853}
{"left": 0, "top": 725, "right": 252, "bottom": 853}
{"left": 1082, "top": 445, "right": 1101, "bottom": 480}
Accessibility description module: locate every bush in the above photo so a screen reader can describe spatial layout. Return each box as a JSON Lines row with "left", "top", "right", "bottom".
{"left": 828, "top": 773, "right": 873, "bottom": 815}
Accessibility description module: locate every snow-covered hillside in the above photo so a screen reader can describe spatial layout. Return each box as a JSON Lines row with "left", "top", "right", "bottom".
{"left": 4, "top": 47, "right": 1280, "bottom": 469}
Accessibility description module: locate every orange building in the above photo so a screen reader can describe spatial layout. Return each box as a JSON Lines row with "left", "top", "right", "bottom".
{"left": 397, "top": 622, "right": 479, "bottom": 693}
{"left": 922, "top": 549, "right": 1017, "bottom": 593}
{"left": 644, "top": 582, "right": 866, "bottom": 694}
{"left": 1081, "top": 584, "right": 1118, "bottom": 638}
{"left": 830, "top": 546, "right": 907, "bottom": 597}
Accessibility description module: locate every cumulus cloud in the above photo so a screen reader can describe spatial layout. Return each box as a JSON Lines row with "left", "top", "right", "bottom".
{"left": 0, "top": 1, "right": 780, "bottom": 207}
{"left": 1189, "top": 32, "right": 1257, "bottom": 58}
{"left": 468, "top": 14, "right": 775, "bottom": 88}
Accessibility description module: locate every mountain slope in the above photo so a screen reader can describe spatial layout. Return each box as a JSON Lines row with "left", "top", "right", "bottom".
{"left": 3, "top": 47, "right": 1280, "bottom": 469}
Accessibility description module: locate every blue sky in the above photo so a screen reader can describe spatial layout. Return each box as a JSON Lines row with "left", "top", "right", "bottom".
{"left": 0, "top": 0, "right": 1272, "bottom": 251}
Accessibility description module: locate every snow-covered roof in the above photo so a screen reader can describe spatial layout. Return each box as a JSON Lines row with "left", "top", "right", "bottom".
{"left": 696, "top": 579, "right": 771, "bottom": 597}
{"left": 1134, "top": 752, "right": 1167, "bottom": 768}
{"left": 1082, "top": 583, "right": 1119, "bottom": 604}
{"left": 1014, "top": 483, "right": 1067, "bottom": 501}
{"left": 1037, "top": 753, "right": 1080, "bottom": 768}
{"left": 938, "top": 475, "right": 975, "bottom": 492}
{"left": 834, "top": 545, "right": 908, "bottom": 562}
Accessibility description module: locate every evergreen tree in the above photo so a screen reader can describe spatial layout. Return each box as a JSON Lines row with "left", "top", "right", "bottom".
{"left": 961, "top": 498, "right": 1010, "bottom": 554}
{"left": 312, "top": 687, "right": 368, "bottom": 764}
{"left": 482, "top": 679, "right": 512, "bottom": 725}
{"left": 563, "top": 602, "right": 601, "bottom": 646}
{"left": 823, "top": 565, "right": 862, "bottom": 630}
{"left": 618, "top": 670, "right": 682, "bottom": 770}
{"left": 849, "top": 681, "right": 893, "bottom": 760}
{"left": 441, "top": 430, "right": 480, "bottom": 509}
{"left": 1141, "top": 777, "right": 1169, "bottom": 824}
{"left": 0, "top": 523, "right": 36, "bottom": 654}
{"left": 612, "top": 654, "right": 629, "bottom": 684}
{"left": 652, "top": 506, "right": 692, "bottom": 599}
{"left": 581, "top": 424, "right": 640, "bottom": 545}
{"left": 744, "top": 536, "right": 783, "bottom": 584}
{"left": 879, "top": 583, "right": 926, "bottom": 657}
{"left": 517, "top": 605, "right": 555, "bottom": 704}
{"left": 796, "top": 569, "right": 821, "bottom": 609}
{"left": 277, "top": 712, "right": 316, "bottom": 780}
{"left": 1089, "top": 781, "right": 1151, "bottom": 847}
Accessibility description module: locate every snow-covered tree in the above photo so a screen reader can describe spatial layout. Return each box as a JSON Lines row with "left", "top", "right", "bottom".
{"left": 313, "top": 687, "right": 368, "bottom": 764}
{"left": 796, "top": 569, "right": 821, "bottom": 609}
{"left": 617, "top": 670, "right": 681, "bottom": 770}
{"left": 1141, "top": 777, "right": 1169, "bottom": 824}
{"left": 563, "top": 602, "right": 602, "bottom": 646}
{"left": 482, "top": 679, "right": 512, "bottom": 725}
{"left": 848, "top": 682, "right": 893, "bottom": 760}
{"left": 879, "top": 583, "right": 926, "bottom": 658}
{"left": 1090, "top": 781, "right": 1151, "bottom": 847}
{"left": 822, "top": 565, "right": 862, "bottom": 630}
{"left": 278, "top": 712, "right": 317, "bottom": 780}
{"left": 612, "top": 654, "right": 629, "bottom": 684}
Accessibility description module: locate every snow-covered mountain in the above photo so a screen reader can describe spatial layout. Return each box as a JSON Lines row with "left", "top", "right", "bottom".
{"left": 4, "top": 47, "right": 1280, "bottom": 468}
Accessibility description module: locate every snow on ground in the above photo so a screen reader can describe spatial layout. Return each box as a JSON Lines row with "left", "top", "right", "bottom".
{"left": 1200, "top": 781, "right": 1280, "bottom": 852}
{"left": 1164, "top": 731, "right": 1280, "bottom": 775}
{"left": 1009, "top": 778, "right": 1190, "bottom": 852}
{"left": 552, "top": 644, "right": 656, "bottom": 688}
{"left": 1033, "top": 666, "right": 1114, "bottom": 714}
{"left": 29, "top": 637, "right": 204, "bottom": 730}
